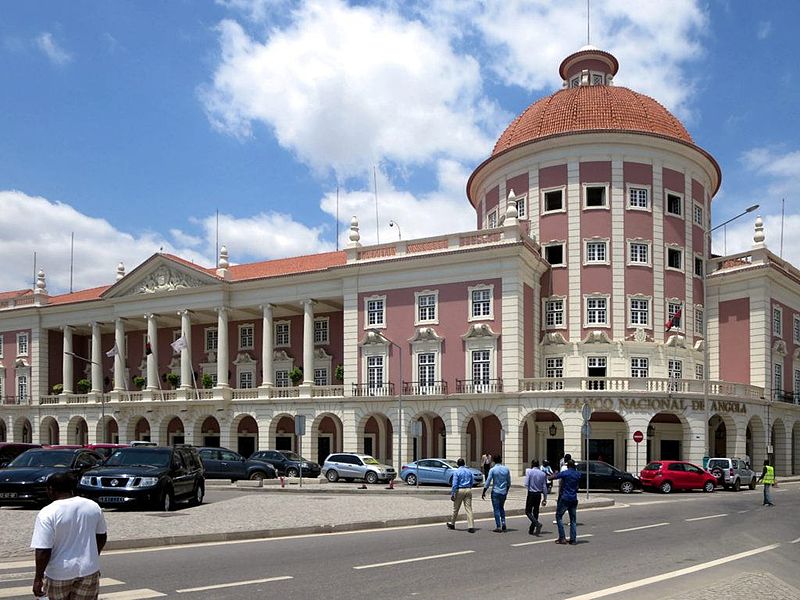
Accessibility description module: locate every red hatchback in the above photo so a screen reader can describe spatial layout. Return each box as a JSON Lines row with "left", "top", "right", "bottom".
{"left": 640, "top": 460, "right": 716, "bottom": 494}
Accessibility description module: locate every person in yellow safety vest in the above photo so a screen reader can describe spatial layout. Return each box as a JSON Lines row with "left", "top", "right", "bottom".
{"left": 757, "top": 460, "right": 776, "bottom": 507}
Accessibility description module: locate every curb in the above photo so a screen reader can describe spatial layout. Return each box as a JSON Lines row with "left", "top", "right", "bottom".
{"left": 103, "top": 498, "right": 615, "bottom": 551}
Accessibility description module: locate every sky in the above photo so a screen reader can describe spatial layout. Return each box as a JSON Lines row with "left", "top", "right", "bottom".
{"left": 1, "top": 0, "right": 798, "bottom": 294}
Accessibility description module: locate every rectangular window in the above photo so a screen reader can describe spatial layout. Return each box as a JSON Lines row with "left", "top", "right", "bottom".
{"left": 0, "top": 334, "right": 3, "bottom": 358}
{"left": 693, "top": 204, "right": 704, "bottom": 226}
{"left": 668, "top": 303, "right": 682, "bottom": 329}
{"left": 16, "top": 333, "right": 28, "bottom": 356}
{"left": 367, "top": 355, "right": 384, "bottom": 390}
{"left": 585, "top": 185, "right": 607, "bottom": 208}
{"left": 239, "top": 325, "right": 254, "bottom": 350}
{"left": 696, "top": 364, "right": 705, "bottom": 380}
{"left": 471, "top": 350, "right": 490, "bottom": 384}
{"left": 418, "top": 353, "right": 436, "bottom": 386}
{"left": 367, "top": 298, "right": 385, "bottom": 327}
{"left": 629, "top": 187, "right": 649, "bottom": 209}
{"left": 513, "top": 195, "right": 526, "bottom": 218}
{"left": 544, "top": 243, "right": 565, "bottom": 266}
{"left": 630, "top": 242, "right": 650, "bottom": 265}
{"left": 630, "top": 298, "right": 649, "bottom": 327}
{"left": 17, "top": 375, "right": 28, "bottom": 400}
{"left": 545, "top": 299, "right": 564, "bottom": 327}
{"left": 239, "top": 371, "right": 254, "bottom": 389}
{"left": 773, "top": 306, "right": 782, "bottom": 337}
{"left": 314, "top": 368, "right": 328, "bottom": 386}
{"left": 275, "top": 370, "right": 289, "bottom": 388}
{"left": 205, "top": 329, "right": 218, "bottom": 353}
{"left": 487, "top": 211, "right": 497, "bottom": 228}
{"left": 545, "top": 357, "right": 563, "bottom": 378}
{"left": 794, "top": 316, "right": 800, "bottom": 344}
{"left": 667, "top": 247, "right": 682, "bottom": 270}
{"left": 666, "top": 193, "right": 683, "bottom": 216}
{"left": 795, "top": 369, "right": 800, "bottom": 399}
{"left": 586, "top": 297, "right": 608, "bottom": 325}
{"left": 694, "top": 256, "right": 704, "bottom": 277}
{"left": 585, "top": 240, "right": 607, "bottom": 263}
{"left": 631, "top": 357, "right": 649, "bottom": 378}
{"left": 543, "top": 189, "right": 564, "bottom": 212}
{"left": 275, "top": 322, "right": 290, "bottom": 346}
{"left": 668, "top": 359, "right": 683, "bottom": 380}
{"left": 417, "top": 294, "right": 437, "bottom": 323}
{"left": 471, "top": 288, "right": 492, "bottom": 318}
{"left": 314, "top": 318, "right": 329, "bottom": 344}
{"left": 695, "top": 308, "right": 704, "bottom": 334}
{"left": 773, "top": 363, "right": 783, "bottom": 396}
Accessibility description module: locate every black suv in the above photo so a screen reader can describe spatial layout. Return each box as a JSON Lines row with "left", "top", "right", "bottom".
{"left": 77, "top": 446, "right": 204, "bottom": 511}
{"left": 198, "top": 447, "right": 277, "bottom": 481}
{"left": 575, "top": 460, "right": 642, "bottom": 494}
{"left": 249, "top": 450, "right": 321, "bottom": 478}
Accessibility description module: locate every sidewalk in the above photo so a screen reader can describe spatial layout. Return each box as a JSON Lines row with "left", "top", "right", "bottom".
{"left": 0, "top": 490, "right": 614, "bottom": 559}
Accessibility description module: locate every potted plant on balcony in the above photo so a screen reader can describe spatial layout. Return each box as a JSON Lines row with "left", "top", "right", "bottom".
{"left": 335, "top": 364, "right": 344, "bottom": 383}
{"left": 201, "top": 373, "right": 213, "bottom": 389}
{"left": 76, "top": 379, "right": 91, "bottom": 394}
{"left": 132, "top": 376, "right": 146, "bottom": 390}
{"left": 165, "top": 372, "right": 180, "bottom": 389}
{"left": 51, "top": 383, "right": 63, "bottom": 395}
{"left": 288, "top": 366, "right": 303, "bottom": 386}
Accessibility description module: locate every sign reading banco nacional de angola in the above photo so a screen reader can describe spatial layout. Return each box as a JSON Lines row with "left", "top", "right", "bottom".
{"left": 563, "top": 398, "right": 747, "bottom": 414}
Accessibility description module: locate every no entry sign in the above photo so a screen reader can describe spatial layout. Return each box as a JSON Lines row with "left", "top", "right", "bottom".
{"left": 633, "top": 430, "right": 644, "bottom": 444}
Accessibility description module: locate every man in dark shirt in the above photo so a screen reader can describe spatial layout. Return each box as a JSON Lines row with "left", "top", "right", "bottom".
{"left": 551, "top": 459, "right": 581, "bottom": 545}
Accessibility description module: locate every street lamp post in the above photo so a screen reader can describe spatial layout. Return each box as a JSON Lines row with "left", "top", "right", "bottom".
{"left": 369, "top": 330, "right": 403, "bottom": 469}
{"left": 703, "top": 204, "right": 759, "bottom": 460}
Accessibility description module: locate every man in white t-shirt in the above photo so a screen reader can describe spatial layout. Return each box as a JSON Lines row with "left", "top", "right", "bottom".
{"left": 30, "top": 472, "right": 107, "bottom": 600}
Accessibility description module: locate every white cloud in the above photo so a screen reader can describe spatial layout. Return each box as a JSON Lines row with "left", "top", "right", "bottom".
{"left": 713, "top": 214, "right": 800, "bottom": 268}
{"left": 741, "top": 146, "right": 800, "bottom": 199}
{"left": 35, "top": 32, "right": 73, "bottom": 65}
{"left": 757, "top": 21, "right": 772, "bottom": 40}
{"left": 202, "top": 0, "right": 502, "bottom": 176}
{"left": 216, "top": 0, "right": 288, "bottom": 23}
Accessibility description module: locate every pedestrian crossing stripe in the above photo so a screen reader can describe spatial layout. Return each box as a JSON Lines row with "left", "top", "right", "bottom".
{"left": 99, "top": 590, "right": 167, "bottom": 599}
{"left": 0, "top": 577, "right": 165, "bottom": 600}
{"left": 0, "top": 578, "right": 123, "bottom": 599}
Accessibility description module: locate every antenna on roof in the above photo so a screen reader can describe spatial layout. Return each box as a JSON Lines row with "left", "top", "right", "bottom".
{"left": 335, "top": 185, "right": 340, "bottom": 251}
{"left": 373, "top": 165, "right": 380, "bottom": 244}
{"left": 69, "top": 232, "right": 74, "bottom": 293}
{"left": 780, "top": 198, "right": 785, "bottom": 258}
{"left": 215, "top": 209, "right": 220, "bottom": 265}
{"left": 587, "top": 0, "right": 591, "bottom": 45}
{"left": 32, "top": 251, "right": 37, "bottom": 290}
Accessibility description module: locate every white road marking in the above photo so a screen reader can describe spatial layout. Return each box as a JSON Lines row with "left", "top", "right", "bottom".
{"left": 685, "top": 513, "right": 728, "bottom": 522}
{"left": 99, "top": 590, "right": 166, "bottom": 600}
{"left": 614, "top": 522, "right": 670, "bottom": 533}
{"left": 0, "top": 571, "right": 33, "bottom": 582}
{"left": 564, "top": 544, "right": 781, "bottom": 600}
{"left": 353, "top": 550, "right": 475, "bottom": 570}
{"left": 176, "top": 576, "right": 293, "bottom": 593}
{"left": 737, "top": 510, "right": 750, "bottom": 514}
{"left": 0, "top": 578, "right": 123, "bottom": 599}
{"left": 790, "top": 537, "right": 800, "bottom": 544}
{"left": 512, "top": 534, "right": 593, "bottom": 547}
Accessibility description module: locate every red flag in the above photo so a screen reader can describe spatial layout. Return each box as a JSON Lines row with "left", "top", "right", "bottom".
{"left": 665, "top": 306, "right": 682, "bottom": 331}
{"left": 145, "top": 342, "right": 152, "bottom": 356}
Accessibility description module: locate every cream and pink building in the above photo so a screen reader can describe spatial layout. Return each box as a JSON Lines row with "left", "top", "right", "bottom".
{"left": 1, "top": 47, "right": 798, "bottom": 476}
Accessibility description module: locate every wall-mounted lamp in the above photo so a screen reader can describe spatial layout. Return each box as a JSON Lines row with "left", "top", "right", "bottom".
{"left": 549, "top": 423, "right": 557, "bottom": 437}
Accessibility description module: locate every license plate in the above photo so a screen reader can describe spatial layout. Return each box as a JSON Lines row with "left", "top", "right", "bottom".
{"left": 0, "top": 492, "right": 18, "bottom": 499}
{"left": 98, "top": 496, "right": 126, "bottom": 503}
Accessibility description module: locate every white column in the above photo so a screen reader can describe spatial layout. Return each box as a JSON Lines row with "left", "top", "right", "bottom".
{"left": 62, "top": 326, "right": 74, "bottom": 393}
{"left": 114, "top": 318, "right": 126, "bottom": 391}
{"left": 90, "top": 322, "right": 103, "bottom": 393}
{"left": 145, "top": 314, "right": 159, "bottom": 391}
{"left": 260, "top": 304, "right": 274, "bottom": 387}
{"left": 216, "top": 307, "right": 230, "bottom": 388}
{"left": 302, "top": 299, "right": 316, "bottom": 385}
{"left": 179, "top": 310, "right": 192, "bottom": 390}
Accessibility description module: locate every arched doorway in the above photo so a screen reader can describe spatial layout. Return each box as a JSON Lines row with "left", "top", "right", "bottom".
{"left": 708, "top": 414, "right": 735, "bottom": 458}
{"left": 792, "top": 421, "right": 799, "bottom": 475}
{"left": 198, "top": 416, "right": 221, "bottom": 448}
{"left": 646, "top": 413, "right": 687, "bottom": 463}
{"left": 40, "top": 417, "right": 59, "bottom": 445}
{"left": 67, "top": 416, "right": 88, "bottom": 445}
{"left": 0, "top": 419, "right": 6, "bottom": 442}
{"left": 358, "top": 413, "right": 392, "bottom": 462}
{"left": 273, "top": 415, "right": 296, "bottom": 452}
{"left": 132, "top": 416, "right": 151, "bottom": 442}
{"left": 18, "top": 418, "right": 32, "bottom": 443}
{"left": 313, "top": 414, "right": 343, "bottom": 465}
{"left": 96, "top": 416, "right": 119, "bottom": 444}
{"left": 464, "top": 412, "right": 502, "bottom": 467}
{"left": 521, "top": 410, "right": 563, "bottom": 471}
{"left": 234, "top": 415, "right": 257, "bottom": 457}
{"left": 746, "top": 415, "right": 766, "bottom": 469}
{"left": 772, "top": 418, "right": 789, "bottom": 476}
{"left": 409, "top": 412, "right": 446, "bottom": 461}
{"left": 587, "top": 412, "right": 628, "bottom": 467}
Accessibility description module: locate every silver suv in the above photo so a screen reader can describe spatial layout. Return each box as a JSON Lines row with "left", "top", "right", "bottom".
{"left": 322, "top": 453, "right": 396, "bottom": 484}
{"left": 707, "top": 457, "right": 756, "bottom": 491}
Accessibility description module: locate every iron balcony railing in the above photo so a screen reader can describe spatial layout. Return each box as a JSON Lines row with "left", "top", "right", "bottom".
{"left": 455, "top": 379, "right": 503, "bottom": 394}
{"left": 402, "top": 381, "right": 448, "bottom": 395}
{"left": 351, "top": 382, "right": 395, "bottom": 397}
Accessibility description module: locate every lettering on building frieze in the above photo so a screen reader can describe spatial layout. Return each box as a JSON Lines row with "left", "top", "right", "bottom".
{"left": 563, "top": 397, "right": 747, "bottom": 414}
{"left": 691, "top": 399, "right": 747, "bottom": 414}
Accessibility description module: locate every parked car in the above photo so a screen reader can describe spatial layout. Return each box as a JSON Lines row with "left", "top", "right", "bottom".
{"left": 399, "top": 459, "right": 483, "bottom": 487}
{"left": 706, "top": 457, "right": 756, "bottom": 491}
{"left": 0, "top": 443, "right": 42, "bottom": 468}
{"left": 639, "top": 460, "right": 716, "bottom": 494}
{"left": 198, "top": 447, "right": 277, "bottom": 481}
{"left": 77, "top": 445, "right": 204, "bottom": 511}
{"left": 321, "top": 453, "right": 396, "bottom": 484}
{"left": 249, "top": 450, "right": 321, "bottom": 478}
{"left": 84, "top": 443, "right": 130, "bottom": 460}
{"left": 575, "top": 460, "right": 642, "bottom": 494}
{"left": 0, "top": 448, "right": 103, "bottom": 506}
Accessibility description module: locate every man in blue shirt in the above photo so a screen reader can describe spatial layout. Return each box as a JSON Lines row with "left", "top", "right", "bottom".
{"left": 482, "top": 455, "right": 511, "bottom": 532}
{"left": 551, "top": 460, "right": 581, "bottom": 544}
{"left": 447, "top": 458, "right": 475, "bottom": 533}
{"left": 523, "top": 460, "right": 548, "bottom": 535}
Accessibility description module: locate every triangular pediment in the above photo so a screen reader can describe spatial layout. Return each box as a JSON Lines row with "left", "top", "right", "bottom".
{"left": 102, "top": 254, "right": 220, "bottom": 298}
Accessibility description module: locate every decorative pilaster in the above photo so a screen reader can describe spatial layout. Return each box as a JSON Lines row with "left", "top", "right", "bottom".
{"left": 179, "top": 310, "right": 193, "bottom": 390}
{"left": 260, "top": 304, "right": 274, "bottom": 387}
{"left": 145, "top": 314, "right": 159, "bottom": 391}
{"left": 62, "top": 326, "right": 74, "bottom": 394}
{"left": 113, "top": 318, "right": 126, "bottom": 391}
{"left": 90, "top": 322, "right": 103, "bottom": 393}
{"left": 216, "top": 307, "right": 230, "bottom": 388}
{"left": 302, "top": 299, "right": 316, "bottom": 386}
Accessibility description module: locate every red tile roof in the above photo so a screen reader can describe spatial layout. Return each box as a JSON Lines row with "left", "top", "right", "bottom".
{"left": 49, "top": 286, "right": 112, "bottom": 305}
{"left": 0, "top": 289, "right": 32, "bottom": 302}
{"left": 227, "top": 250, "right": 347, "bottom": 281}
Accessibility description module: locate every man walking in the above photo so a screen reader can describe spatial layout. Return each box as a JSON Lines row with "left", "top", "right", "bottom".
{"left": 482, "top": 455, "right": 511, "bottom": 533}
{"left": 757, "top": 459, "right": 776, "bottom": 506}
{"left": 31, "top": 472, "right": 108, "bottom": 599}
{"left": 551, "top": 459, "right": 581, "bottom": 545}
{"left": 523, "top": 460, "right": 548, "bottom": 535}
{"left": 481, "top": 452, "right": 492, "bottom": 478}
{"left": 447, "top": 458, "right": 475, "bottom": 532}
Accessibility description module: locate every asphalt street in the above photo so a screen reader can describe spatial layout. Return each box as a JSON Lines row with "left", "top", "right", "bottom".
{"left": 1, "top": 484, "right": 798, "bottom": 600}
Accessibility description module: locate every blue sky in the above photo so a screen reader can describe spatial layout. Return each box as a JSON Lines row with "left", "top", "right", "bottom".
{"left": 1, "top": 0, "right": 798, "bottom": 294}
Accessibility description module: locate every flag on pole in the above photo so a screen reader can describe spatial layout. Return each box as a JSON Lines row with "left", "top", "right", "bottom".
{"left": 105, "top": 344, "right": 119, "bottom": 358}
{"left": 171, "top": 336, "right": 188, "bottom": 353}
{"left": 145, "top": 342, "right": 152, "bottom": 356}
{"left": 665, "top": 306, "right": 683, "bottom": 332}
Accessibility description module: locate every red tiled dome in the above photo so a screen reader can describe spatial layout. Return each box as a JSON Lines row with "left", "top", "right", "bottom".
{"left": 492, "top": 85, "right": 693, "bottom": 156}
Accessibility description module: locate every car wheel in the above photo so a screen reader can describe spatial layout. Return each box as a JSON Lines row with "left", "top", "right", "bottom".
{"left": 160, "top": 488, "right": 174, "bottom": 512}
{"left": 326, "top": 470, "right": 339, "bottom": 483}
{"left": 749, "top": 478, "right": 757, "bottom": 490}
{"left": 733, "top": 479, "right": 741, "bottom": 492}
{"left": 249, "top": 471, "right": 266, "bottom": 482}
{"left": 659, "top": 481, "right": 672, "bottom": 494}
{"left": 191, "top": 483, "right": 204, "bottom": 506}
{"left": 287, "top": 468, "right": 299, "bottom": 478}
{"left": 406, "top": 473, "right": 417, "bottom": 486}
{"left": 619, "top": 481, "right": 634, "bottom": 494}
{"left": 703, "top": 480, "right": 715, "bottom": 493}
{"left": 365, "top": 471, "right": 379, "bottom": 485}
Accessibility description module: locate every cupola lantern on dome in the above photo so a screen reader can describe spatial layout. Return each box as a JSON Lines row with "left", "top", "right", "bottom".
{"left": 559, "top": 45, "right": 619, "bottom": 88}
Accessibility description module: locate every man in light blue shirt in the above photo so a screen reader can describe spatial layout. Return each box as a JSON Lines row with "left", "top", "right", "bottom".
{"left": 524, "top": 460, "right": 548, "bottom": 535}
{"left": 447, "top": 458, "right": 475, "bottom": 533}
{"left": 482, "top": 454, "right": 511, "bottom": 532}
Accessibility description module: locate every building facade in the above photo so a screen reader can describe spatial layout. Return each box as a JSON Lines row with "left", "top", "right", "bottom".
{"left": 2, "top": 47, "right": 799, "bottom": 476}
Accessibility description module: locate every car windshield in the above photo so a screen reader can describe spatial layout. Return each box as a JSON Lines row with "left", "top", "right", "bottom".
{"left": 362, "top": 457, "right": 380, "bottom": 465}
{"left": 104, "top": 449, "right": 170, "bottom": 468}
{"left": 8, "top": 451, "right": 72, "bottom": 468}
{"left": 281, "top": 452, "right": 304, "bottom": 461}
{"left": 444, "top": 460, "right": 459, "bottom": 468}
{"left": 643, "top": 462, "right": 662, "bottom": 470}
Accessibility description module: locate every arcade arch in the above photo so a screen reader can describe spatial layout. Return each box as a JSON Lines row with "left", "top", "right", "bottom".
{"left": 39, "top": 416, "right": 59, "bottom": 445}
{"left": 520, "top": 410, "right": 563, "bottom": 469}
{"left": 67, "top": 416, "right": 88, "bottom": 445}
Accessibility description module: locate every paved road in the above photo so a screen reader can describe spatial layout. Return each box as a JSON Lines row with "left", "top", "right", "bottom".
{"left": 1, "top": 483, "right": 798, "bottom": 599}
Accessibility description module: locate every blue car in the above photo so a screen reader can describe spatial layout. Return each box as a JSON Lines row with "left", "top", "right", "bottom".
{"left": 399, "top": 458, "right": 484, "bottom": 487}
